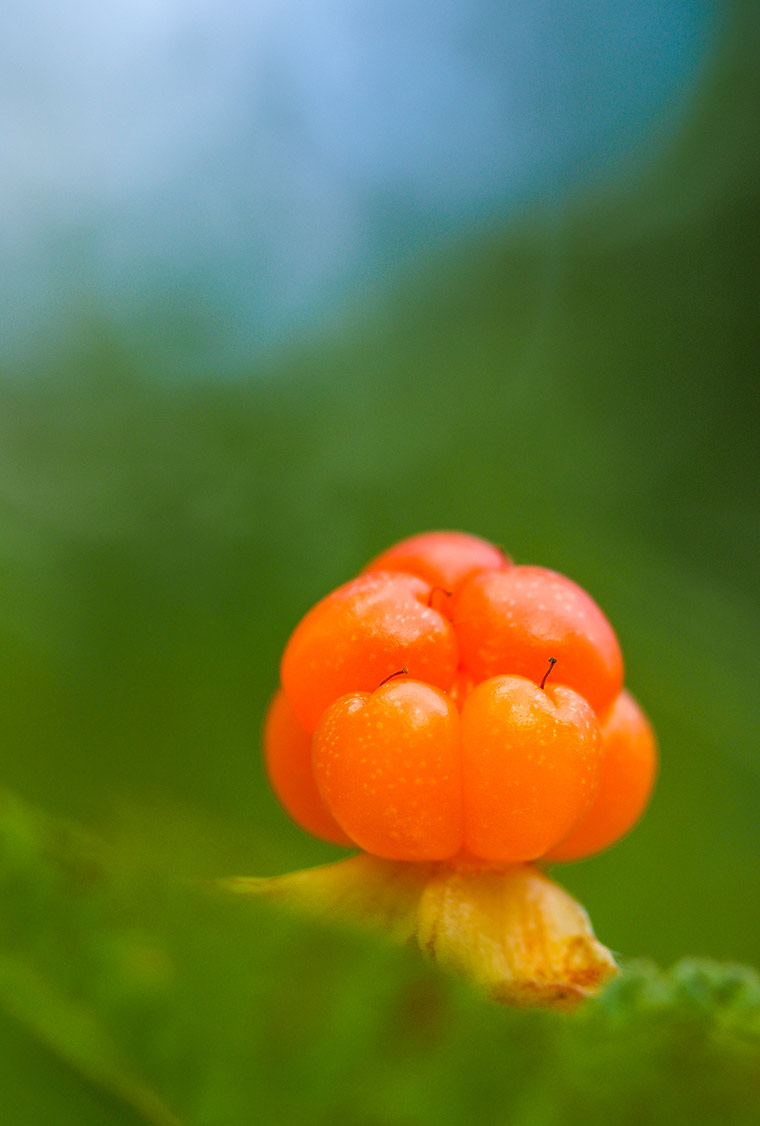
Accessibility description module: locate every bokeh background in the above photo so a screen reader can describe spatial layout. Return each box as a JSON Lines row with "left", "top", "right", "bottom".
{"left": 1, "top": 0, "right": 759, "bottom": 990}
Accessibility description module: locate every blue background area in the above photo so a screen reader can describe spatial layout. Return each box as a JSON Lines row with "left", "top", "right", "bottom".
{"left": 1, "top": 0, "right": 716, "bottom": 374}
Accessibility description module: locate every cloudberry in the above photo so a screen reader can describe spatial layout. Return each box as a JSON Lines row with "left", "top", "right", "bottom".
{"left": 264, "top": 531, "right": 656, "bottom": 865}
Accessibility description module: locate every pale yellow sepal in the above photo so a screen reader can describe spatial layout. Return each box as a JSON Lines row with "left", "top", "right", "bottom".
{"left": 219, "top": 855, "right": 618, "bottom": 1009}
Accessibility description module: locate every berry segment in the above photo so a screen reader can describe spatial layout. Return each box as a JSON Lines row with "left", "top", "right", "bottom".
{"left": 313, "top": 680, "right": 463, "bottom": 861}
{"left": 453, "top": 565, "right": 623, "bottom": 714}
{"left": 263, "top": 689, "right": 353, "bottom": 847}
{"left": 266, "top": 531, "right": 655, "bottom": 865}
{"left": 364, "top": 530, "right": 509, "bottom": 593}
{"left": 281, "top": 570, "right": 458, "bottom": 732}
{"left": 460, "top": 677, "right": 602, "bottom": 861}
{"left": 545, "top": 690, "right": 658, "bottom": 862}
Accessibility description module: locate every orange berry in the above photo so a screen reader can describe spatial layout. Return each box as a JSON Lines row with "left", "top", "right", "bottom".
{"left": 263, "top": 689, "right": 353, "bottom": 847}
{"left": 312, "top": 679, "right": 463, "bottom": 861}
{"left": 453, "top": 565, "right": 623, "bottom": 714}
{"left": 267, "top": 533, "right": 655, "bottom": 869}
{"left": 459, "top": 676, "right": 602, "bottom": 862}
{"left": 281, "top": 571, "right": 458, "bottom": 732}
{"left": 364, "top": 530, "right": 509, "bottom": 594}
{"left": 545, "top": 690, "right": 658, "bottom": 862}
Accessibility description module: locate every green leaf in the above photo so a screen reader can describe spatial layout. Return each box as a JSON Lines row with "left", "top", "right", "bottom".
{"left": 0, "top": 956, "right": 184, "bottom": 1126}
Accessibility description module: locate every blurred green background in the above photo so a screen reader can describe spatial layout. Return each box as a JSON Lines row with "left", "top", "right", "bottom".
{"left": 0, "top": 2, "right": 759, "bottom": 1120}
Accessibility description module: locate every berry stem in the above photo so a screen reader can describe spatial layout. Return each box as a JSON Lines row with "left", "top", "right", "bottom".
{"left": 378, "top": 666, "right": 409, "bottom": 687}
{"left": 540, "top": 657, "right": 557, "bottom": 691}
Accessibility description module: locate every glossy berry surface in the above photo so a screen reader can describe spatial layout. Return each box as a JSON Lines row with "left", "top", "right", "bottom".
{"left": 453, "top": 565, "right": 623, "bottom": 714}
{"left": 281, "top": 570, "right": 458, "bottom": 732}
{"left": 263, "top": 688, "right": 353, "bottom": 846}
{"left": 459, "top": 676, "right": 602, "bottom": 861}
{"left": 544, "top": 689, "right": 658, "bottom": 862}
{"left": 265, "top": 531, "right": 656, "bottom": 864}
{"left": 364, "top": 530, "right": 509, "bottom": 593}
{"left": 313, "top": 679, "right": 462, "bottom": 860}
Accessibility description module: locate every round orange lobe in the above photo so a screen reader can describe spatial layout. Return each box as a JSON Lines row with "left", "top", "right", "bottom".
{"left": 364, "top": 530, "right": 510, "bottom": 594}
{"left": 545, "top": 690, "right": 658, "bottom": 862}
{"left": 263, "top": 689, "right": 353, "bottom": 847}
{"left": 460, "top": 676, "right": 602, "bottom": 862}
{"left": 453, "top": 565, "right": 623, "bottom": 714}
{"left": 281, "top": 570, "right": 458, "bottom": 732}
{"left": 312, "top": 679, "right": 463, "bottom": 861}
